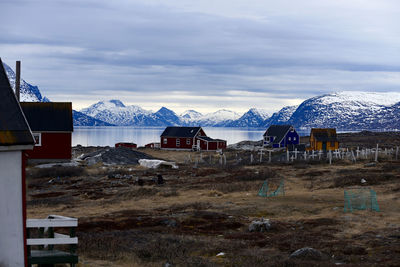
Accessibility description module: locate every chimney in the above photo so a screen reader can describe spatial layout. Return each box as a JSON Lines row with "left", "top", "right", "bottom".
{"left": 15, "top": 61, "right": 21, "bottom": 102}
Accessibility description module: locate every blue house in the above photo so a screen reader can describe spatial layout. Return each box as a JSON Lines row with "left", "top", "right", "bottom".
{"left": 263, "top": 125, "right": 300, "bottom": 148}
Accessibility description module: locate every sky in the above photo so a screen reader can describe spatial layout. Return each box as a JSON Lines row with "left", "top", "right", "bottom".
{"left": 1, "top": 0, "right": 400, "bottom": 114}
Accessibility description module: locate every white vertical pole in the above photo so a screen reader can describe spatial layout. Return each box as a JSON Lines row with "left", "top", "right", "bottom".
{"left": 375, "top": 144, "right": 379, "bottom": 162}
{"left": 287, "top": 150, "right": 289, "bottom": 162}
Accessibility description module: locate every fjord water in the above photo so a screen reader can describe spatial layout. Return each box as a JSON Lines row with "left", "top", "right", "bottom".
{"left": 72, "top": 126, "right": 270, "bottom": 147}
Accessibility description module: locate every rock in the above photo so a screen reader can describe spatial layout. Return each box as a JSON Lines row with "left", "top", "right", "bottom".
{"left": 249, "top": 218, "right": 271, "bottom": 232}
{"left": 361, "top": 178, "right": 367, "bottom": 184}
{"left": 162, "top": 219, "right": 177, "bottom": 227}
{"left": 364, "top": 162, "right": 376, "bottom": 167}
{"left": 289, "top": 247, "right": 324, "bottom": 261}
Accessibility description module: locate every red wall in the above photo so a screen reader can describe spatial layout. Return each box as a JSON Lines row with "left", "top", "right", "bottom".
{"left": 199, "top": 140, "right": 227, "bottom": 150}
{"left": 25, "top": 133, "right": 71, "bottom": 159}
{"left": 115, "top": 143, "right": 137, "bottom": 148}
{"left": 161, "top": 137, "right": 194, "bottom": 149}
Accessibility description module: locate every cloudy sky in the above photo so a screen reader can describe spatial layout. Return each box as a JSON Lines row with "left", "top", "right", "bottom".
{"left": 1, "top": 0, "right": 399, "bottom": 114}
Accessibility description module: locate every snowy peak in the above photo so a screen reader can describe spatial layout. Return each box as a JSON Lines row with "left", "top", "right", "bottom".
{"left": 109, "top": 99, "right": 125, "bottom": 107}
{"left": 247, "top": 108, "right": 269, "bottom": 120}
{"left": 263, "top": 105, "right": 298, "bottom": 127}
{"left": 204, "top": 109, "right": 240, "bottom": 122}
{"left": 180, "top": 110, "right": 203, "bottom": 120}
{"left": 227, "top": 108, "right": 269, "bottom": 127}
{"left": 155, "top": 107, "right": 176, "bottom": 116}
{"left": 287, "top": 91, "right": 400, "bottom": 129}
{"left": 319, "top": 91, "right": 400, "bottom": 107}
{"left": 3, "top": 62, "right": 45, "bottom": 102}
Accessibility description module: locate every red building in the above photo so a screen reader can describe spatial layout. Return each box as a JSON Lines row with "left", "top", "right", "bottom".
{"left": 21, "top": 102, "right": 73, "bottom": 161}
{"left": 145, "top": 142, "right": 160, "bottom": 149}
{"left": 160, "top": 126, "right": 226, "bottom": 151}
{"left": 115, "top": 142, "right": 137, "bottom": 149}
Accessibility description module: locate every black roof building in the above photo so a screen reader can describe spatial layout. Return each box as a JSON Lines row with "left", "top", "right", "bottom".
{"left": 263, "top": 125, "right": 292, "bottom": 144}
{"left": 161, "top": 126, "right": 202, "bottom": 138}
{"left": 0, "top": 58, "right": 34, "bottom": 147}
{"left": 20, "top": 102, "right": 73, "bottom": 132}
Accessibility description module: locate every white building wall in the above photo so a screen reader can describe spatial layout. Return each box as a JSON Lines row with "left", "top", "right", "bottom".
{"left": 0, "top": 151, "right": 25, "bottom": 267}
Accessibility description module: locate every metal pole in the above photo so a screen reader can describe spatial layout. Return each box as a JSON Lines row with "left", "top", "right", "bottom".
{"left": 15, "top": 61, "right": 21, "bottom": 101}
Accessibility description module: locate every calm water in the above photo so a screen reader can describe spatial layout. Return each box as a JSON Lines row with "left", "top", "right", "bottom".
{"left": 72, "top": 127, "right": 270, "bottom": 147}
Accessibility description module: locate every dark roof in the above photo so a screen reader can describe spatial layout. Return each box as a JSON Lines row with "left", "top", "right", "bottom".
{"left": 311, "top": 128, "right": 338, "bottom": 142}
{"left": 20, "top": 102, "right": 73, "bottom": 132}
{"left": 0, "top": 58, "right": 34, "bottom": 147}
{"left": 197, "top": 136, "right": 226, "bottom": 142}
{"left": 161, "top": 127, "right": 202, "bottom": 138}
{"left": 264, "top": 125, "right": 293, "bottom": 144}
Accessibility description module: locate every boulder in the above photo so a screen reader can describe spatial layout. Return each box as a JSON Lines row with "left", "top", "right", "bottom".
{"left": 249, "top": 218, "right": 271, "bottom": 232}
{"left": 289, "top": 247, "right": 323, "bottom": 261}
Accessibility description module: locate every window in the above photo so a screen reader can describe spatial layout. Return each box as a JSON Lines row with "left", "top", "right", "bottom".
{"left": 33, "top": 133, "right": 41, "bottom": 146}
{"left": 163, "top": 138, "right": 167, "bottom": 144}
{"left": 288, "top": 137, "right": 291, "bottom": 141}
{"left": 176, "top": 139, "right": 180, "bottom": 147}
{"left": 330, "top": 141, "right": 335, "bottom": 147}
{"left": 186, "top": 138, "right": 191, "bottom": 145}
{"left": 294, "top": 137, "right": 296, "bottom": 141}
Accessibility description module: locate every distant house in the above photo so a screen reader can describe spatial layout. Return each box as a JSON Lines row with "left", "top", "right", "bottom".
{"left": 263, "top": 125, "right": 300, "bottom": 148}
{"left": 0, "top": 58, "right": 35, "bottom": 266}
{"left": 20, "top": 102, "right": 73, "bottom": 161}
{"left": 145, "top": 142, "right": 160, "bottom": 149}
{"left": 115, "top": 142, "right": 137, "bottom": 149}
{"left": 160, "top": 126, "right": 227, "bottom": 151}
{"left": 309, "top": 128, "right": 339, "bottom": 151}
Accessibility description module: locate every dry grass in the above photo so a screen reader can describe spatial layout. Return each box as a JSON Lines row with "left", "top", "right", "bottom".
{"left": 26, "top": 147, "right": 400, "bottom": 266}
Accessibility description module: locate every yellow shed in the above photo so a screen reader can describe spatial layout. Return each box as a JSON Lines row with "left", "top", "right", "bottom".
{"left": 309, "top": 128, "right": 339, "bottom": 151}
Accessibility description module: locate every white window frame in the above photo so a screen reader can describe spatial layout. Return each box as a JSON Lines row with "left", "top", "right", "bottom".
{"left": 294, "top": 137, "right": 296, "bottom": 141}
{"left": 33, "top": 133, "right": 42, "bottom": 146}
{"left": 176, "top": 139, "right": 180, "bottom": 147}
{"left": 163, "top": 138, "right": 167, "bottom": 144}
{"left": 186, "top": 138, "right": 191, "bottom": 145}
{"left": 288, "top": 137, "right": 291, "bottom": 141}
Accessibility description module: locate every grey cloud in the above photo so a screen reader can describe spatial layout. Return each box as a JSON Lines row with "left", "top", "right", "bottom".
{"left": 1, "top": 0, "right": 399, "bottom": 112}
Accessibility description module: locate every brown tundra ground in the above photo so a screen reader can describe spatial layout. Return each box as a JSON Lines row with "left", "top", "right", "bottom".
{"left": 26, "top": 132, "right": 400, "bottom": 266}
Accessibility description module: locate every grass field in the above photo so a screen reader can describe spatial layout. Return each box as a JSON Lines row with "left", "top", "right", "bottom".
{"left": 26, "top": 135, "right": 400, "bottom": 266}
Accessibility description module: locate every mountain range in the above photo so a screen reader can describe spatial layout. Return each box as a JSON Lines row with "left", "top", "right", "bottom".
{"left": 4, "top": 62, "right": 400, "bottom": 130}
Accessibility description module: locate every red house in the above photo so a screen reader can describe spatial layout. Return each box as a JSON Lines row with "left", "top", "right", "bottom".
{"left": 160, "top": 126, "right": 227, "bottom": 151}
{"left": 115, "top": 142, "right": 137, "bottom": 149}
{"left": 145, "top": 142, "right": 160, "bottom": 149}
{"left": 20, "top": 102, "right": 73, "bottom": 161}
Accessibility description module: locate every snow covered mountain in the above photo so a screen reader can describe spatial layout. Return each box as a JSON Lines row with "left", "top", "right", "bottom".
{"left": 73, "top": 110, "right": 115, "bottom": 126}
{"left": 80, "top": 100, "right": 155, "bottom": 126}
{"left": 180, "top": 109, "right": 241, "bottom": 126}
{"left": 287, "top": 91, "right": 400, "bottom": 130}
{"left": 227, "top": 108, "right": 269, "bottom": 127}
{"left": 195, "top": 109, "right": 241, "bottom": 127}
{"left": 180, "top": 110, "right": 203, "bottom": 122}
{"left": 263, "top": 105, "right": 298, "bottom": 127}
{"left": 76, "top": 91, "right": 400, "bottom": 130}
{"left": 78, "top": 101, "right": 241, "bottom": 127}
{"left": 3, "top": 62, "right": 49, "bottom": 102}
